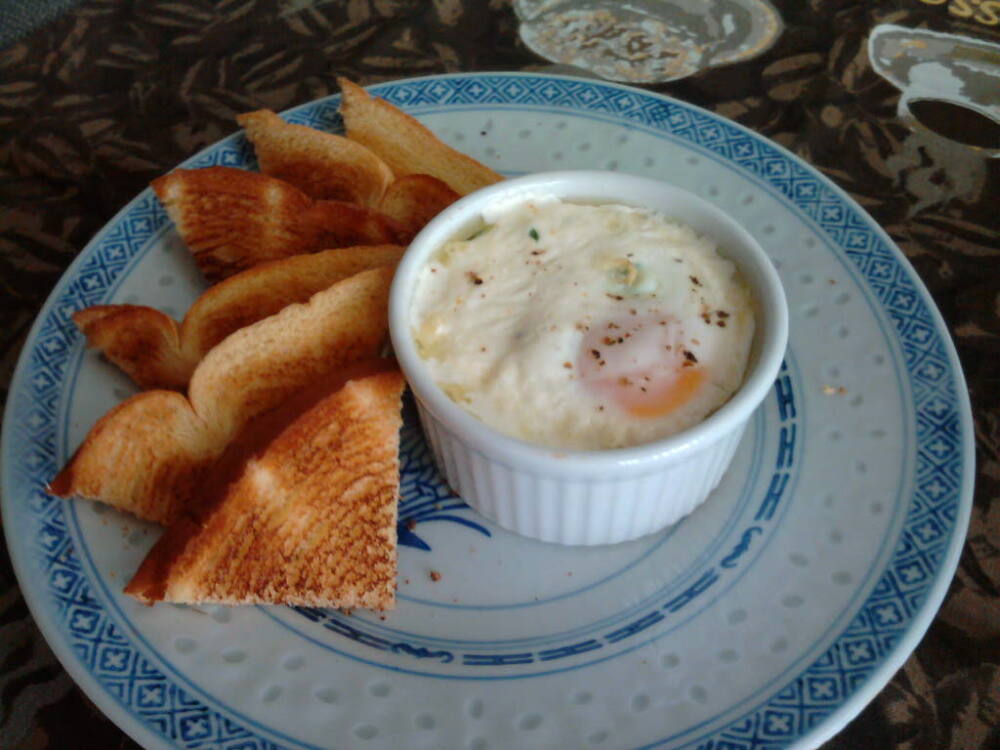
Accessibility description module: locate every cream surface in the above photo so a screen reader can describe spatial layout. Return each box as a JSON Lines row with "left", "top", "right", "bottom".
{"left": 411, "top": 197, "right": 755, "bottom": 450}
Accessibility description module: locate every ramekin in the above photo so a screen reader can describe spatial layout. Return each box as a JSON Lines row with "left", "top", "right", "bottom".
{"left": 389, "top": 171, "right": 788, "bottom": 545}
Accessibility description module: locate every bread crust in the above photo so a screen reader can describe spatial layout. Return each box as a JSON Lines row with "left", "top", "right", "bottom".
{"left": 338, "top": 78, "right": 503, "bottom": 195}
{"left": 238, "top": 108, "right": 395, "bottom": 206}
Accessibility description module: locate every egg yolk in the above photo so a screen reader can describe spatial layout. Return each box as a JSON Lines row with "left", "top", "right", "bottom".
{"left": 576, "top": 316, "right": 704, "bottom": 418}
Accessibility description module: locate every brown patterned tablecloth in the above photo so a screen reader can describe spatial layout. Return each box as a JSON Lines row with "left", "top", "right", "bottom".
{"left": 1, "top": 1, "right": 997, "bottom": 748}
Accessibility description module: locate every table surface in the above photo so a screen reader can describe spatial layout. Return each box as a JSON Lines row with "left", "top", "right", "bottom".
{"left": 0, "top": 1, "right": 997, "bottom": 748}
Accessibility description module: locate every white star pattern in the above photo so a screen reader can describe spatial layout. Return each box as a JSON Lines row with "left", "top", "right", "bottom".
{"left": 875, "top": 605, "right": 900, "bottom": 625}
{"left": 847, "top": 642, "right": 872, "bottom": 661}
{"left": 894, "top": 292, "right": 914, "bottom": 309}
{"left": 102, "top": 650, "right": 127, "bottom": 669}
{"left": 811, "top": 680, "right": 835, "bottom": 699}
{"left": 72, "top": 612, "right": 96, "bottom": 630}
{"left": 927, "top": 438, "right": 951, "bottom": 457}
{"left": 872, "top": 261, "right": 891, "bottom": 277}
{"left": 921, "top": 362, "right": 943, "bottom": 380}
{"left": 924, "top": 479, "right": 946, "bottom": 498}
{"left": 182, "top": 718, "right": 209, "bottom": 737}
{"left": 766, "top": 714, "right": 791, "bottom": 733}
{"left": 916, "top": 522, "right": 939, "bottom": 542}
{"left": 52, "top": 572, "right": 71, "bottom": 589}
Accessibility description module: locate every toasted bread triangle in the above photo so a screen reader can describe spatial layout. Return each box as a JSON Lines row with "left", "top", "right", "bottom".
{"left": 338, "top": 78, "right": 503, "bottom": 195}
{"left": 50, "top": 266, "right": 396, "bottom": 523}
{"left": 125, "top": 370, "right": 405, "bottom": 609}
{"left": 73, "top": 245, "right": 404, "bottom": 390}
{"left": 238, "top": 109, "right": 394, "bottom": 205}
{"left": 152, "top": 166, "right": 404, "bottom": 282}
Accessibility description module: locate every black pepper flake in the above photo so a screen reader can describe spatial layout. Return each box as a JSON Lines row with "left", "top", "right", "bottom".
{"left": 717, "top": 320, "right": 727, "bottom": 327}
{"left": 717, "top": 310, "right": 730, "bottom": 318}
{"left": 640, "top": 387, "right": 647, "bottom": 392}
{"left": 606, "top": 293, "right": 624, "bottom": 301}
{"left": 607, "top": 322, "right": 619, "bottom": 329}
{"left": 590, "top": 349, "right": 601, "bottom": 359}
{"left": 690, "top": 275, "right": 702, "bottom": 286}
{"left": 617, "top": 337, "right": 624, "bottom": 344}
{"left": 531, "top": 249, "right": 545, "bottom": 256}
{"left": 598, "top": 405, "right": 605, "bottom": 411}
{"left": 529, "top": 227, "right": 540, "bottom": 241}
{"left": 683, "top": 349, "right": 698, "bottom": 363}
{"left": 467, "top": 271, "right": 483, "bottom": 285}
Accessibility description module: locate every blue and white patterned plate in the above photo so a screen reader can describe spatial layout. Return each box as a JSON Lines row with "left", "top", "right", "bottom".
{"left": 1, "top": 73, "right": 974, "bottom": 749}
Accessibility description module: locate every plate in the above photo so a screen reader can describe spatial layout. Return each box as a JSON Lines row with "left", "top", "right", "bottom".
{"left": 1, "top": 73, "right": 974, "bottom": 749}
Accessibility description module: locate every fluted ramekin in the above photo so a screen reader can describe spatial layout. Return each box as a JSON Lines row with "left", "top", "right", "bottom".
{"left": 389, "top": 171, "right": 788, "bottom": 545}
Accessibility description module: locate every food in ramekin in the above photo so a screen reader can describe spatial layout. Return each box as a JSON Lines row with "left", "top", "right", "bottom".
{"left": 410, "top": 196, "right": 755, "bottom": 450}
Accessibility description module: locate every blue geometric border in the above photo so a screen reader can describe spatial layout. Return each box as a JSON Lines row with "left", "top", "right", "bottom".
{"left": 1, "top": 73, "right": 972, "bottom": 750}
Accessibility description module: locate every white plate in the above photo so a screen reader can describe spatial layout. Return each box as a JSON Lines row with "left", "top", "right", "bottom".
{"left": 1, "top": 73, "right": 974, "bottom": 750}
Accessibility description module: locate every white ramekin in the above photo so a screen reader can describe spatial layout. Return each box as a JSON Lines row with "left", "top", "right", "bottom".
{"left": 389, "top": 171, "right": 788, "bottom": 545}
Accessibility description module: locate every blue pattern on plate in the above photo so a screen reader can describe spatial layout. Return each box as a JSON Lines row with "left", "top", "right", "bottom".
{"left": 1, "top": 73, "right": 969, "bottom": 749}
{"left": 395, "top": 396, "right": 491, "bottom": 552}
